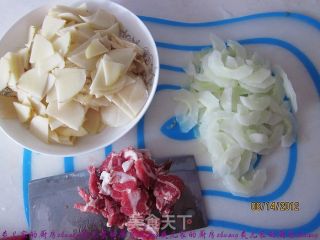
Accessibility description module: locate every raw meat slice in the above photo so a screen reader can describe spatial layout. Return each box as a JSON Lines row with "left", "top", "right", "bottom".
{"left": 88, "top": 166, "right": 99, "bottom": 198}
{"left": 75, "top": 147, "right": 185, "bottom": 240}
{"left": 129, "top": 222, "right": 159, "bottom": 240}
{"left": 153, "top": 175, "right": 184, "bottom": 215}
{"left": 74, "top": 187, "right": 127, "bottom": 228}
{"left": 111, "top": 171, "right": 138, "bottom": 191}
{"left": 135, "top": 158, "right": 156, "bottom": 189}
{"left": 155, "top": 160, "right": 172, "bottom": 176}
{"left": 99, "top": 152, "right": 125, "bottom": 172}
{"left": 120, "top": 189, "right": 150, "bottom": 216}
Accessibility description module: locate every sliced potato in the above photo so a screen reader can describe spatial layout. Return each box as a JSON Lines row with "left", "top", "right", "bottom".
{"left": 36, "top": 53, "right": 65, "bottom": 72}
{"left": 2, "top": 52, "right": 25, "bottom": 90}
{"left": 21, "top": 96, "right": 32, "bottom": 106}
{"left": 43, "top": 73, "right": 56, "bottom": 97}
{"left": 85, "top": 39, "right": 108, "bottom": 59}
{"left": 29, "top": 97, "right": 46, "bottom": 116}
{"left": 58, "top": 12, "right": 83, "bottom": 23}
{"left": 56, "top": 135, "right": 75, "bottom": 145}
{"left": 83, "top": 108, "right": 101, "bottom": 134}
{"left": 117, "top": 77, "right": 148, "bottom": 116}
{"left": 50, "top": 130, "right": 75, "bottom": 145}
{"left": 99, "top": 35, "right": 112, "bottom": 49}
{"left": 102, "top": 57, "right": 125, "bottom": 86}
{"left": 101, "top": 103, "right": 131, "bottom": 127}
{"left": 68, "top": 50, "right": 99, "bottom": 71}
{"left": 73, "top": 23, "right": 95, "bottom": 38}
{"left": 46, "top": 100, "right": 85, "bottom": 130}
{"left": 73, "top": 93, "right": 92, "bottom": 105}
{"left": 58, "top": 23, "right": 95, "bottom": 42}
{"left": 89, "top": 96, "right": 110, "bottom": 107}
{"left": 13, "top": 102, "right": 32, "bottom": 122}
{"left": 46, "top": 87, "right": 57, "bottom": 103}
{"left": 30, "top": 116, "right": 49, "bottom": 143}
{"left": 17, "top": 48, "right": 30, "bottom": 70}
{"left": 95, "top": 22, "right": 120, "bottom": 37}
{"left": 53, "top": 32, "right": 71, "bottom": 56}
{"left": 30, "top": 34, "right": 55, "bottom": 63}
{"left": 52, "top": 5, "right": 90, "bottom": 17}
{"left": 17, "top": 68, "right": 48, "bottom": 99}
{"left": 68, "top": 33, "right": 100, "bottom": 55}
{"left": 41, "top": 16, "right": 66, "bottom": 40}
{"left": 26, "top": 25, "right": 37, "bottom": 49}
{"left": 90, "top": 59, "right": 107, "bottom": 92}
{"left": 56, "top": 126, "right": 88, "bottom": 137}
{"left": 90, "top": 79, "right": 122, "bottom": 96}
{"left": 17, "top": 89, "right": 29, "bottom": 103}
{"left": 0, "top": 96, "right": 17, "bottom": 118}
{"left": 110, "top": 94, "right": 135, "bottom": 119}
{"left": 91, "top": 74, "right": 135, "bottom": 96}
{"left": 0, "top": 57, "right": 10, "bottom": 91}
{"left": 77, "top": 3, "right": 88, "bottom": 12}
{"left": 49, "top": 117, "right": 64, "bottom": 131}
{"left": 0, "top": 5, "right": 150, "bottom": 145}
{"left": 108, "top": 48, "right": 136, "bottom": 72}
{"left": 54, "top": 68, "right": 86, "bottom": 103}
{"left": 81, "top": 9, "right": 115, "bottom": 30}
{"left": 110, "top": 34, "right": 144, "bottom": 55}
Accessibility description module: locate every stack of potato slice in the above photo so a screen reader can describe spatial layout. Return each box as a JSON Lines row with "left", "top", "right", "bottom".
{"left": 0, "top": 4, "right": 150, "bottom": 145}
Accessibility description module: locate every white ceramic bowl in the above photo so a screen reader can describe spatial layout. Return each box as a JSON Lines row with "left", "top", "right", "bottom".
{"left": 0, "top": 1, "right": 159, "bottom": 156}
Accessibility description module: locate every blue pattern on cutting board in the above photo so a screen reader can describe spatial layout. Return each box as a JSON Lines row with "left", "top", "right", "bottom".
{"left": 160, "top": 64, "right": 185, "bottom": 73}
{"left": 21, "top": 12, "right": 320, "bottom": 233}
{"left": 138, "top": 11, "right": 320, "bottom": 30}
{"left": 22, "top": 149, "right": 32, "bottom": 227}
{"left": 104, "top": 145, "right": 113, "bottom": 157}
{"left": 63, "top": 157, "right": 74, "bottom": 173}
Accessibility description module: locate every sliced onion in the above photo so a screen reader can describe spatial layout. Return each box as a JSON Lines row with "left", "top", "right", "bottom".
{"left": 175, "top": 35, "right": 297, "bottom": 196}
{"left": 174, "top": 89, "right": 199, "bottom": 132}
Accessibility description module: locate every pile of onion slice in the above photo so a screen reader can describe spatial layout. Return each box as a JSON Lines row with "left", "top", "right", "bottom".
{"left": 175, "top": 36, "right": 297, "bottom": 196}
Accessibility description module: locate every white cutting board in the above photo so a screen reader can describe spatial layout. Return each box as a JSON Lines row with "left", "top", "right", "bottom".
{"left": 0, "top": 0, "right": 319, "bottom": 238}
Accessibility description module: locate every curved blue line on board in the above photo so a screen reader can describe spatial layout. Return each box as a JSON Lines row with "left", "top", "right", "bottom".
{"left": 156, "top": 84, "right": 181, "bottom": 91}
{"left": 104, "top": 145, "right": 113, "bottom": 157}
{"left": 208, "top": 211, "right": 320, "bottom": 236}
{"left": 139, "top": 11, "right": 320, "bottom": 30}
{"left": 137, "top": 117, "right": 145, "bottom": 149}
{"left": 155, "top": 38, "right": 320, "bottom": 95}
{"left": 63, "top": 157, "right": 74, "bottom": 173}
{"left": 22, "top": 148, "right": 32, "bottom": 227}
{"left": 160, "top": 64, "right": 185, "bottom": 73}
{"left": 196, "top": 166, "right": 213, "bottom": 172}
{"left": 157, "top": 42, "right": 210, "bottom": 51}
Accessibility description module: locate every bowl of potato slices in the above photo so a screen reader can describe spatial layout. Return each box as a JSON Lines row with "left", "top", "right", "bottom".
{"left": 0, "top": 1, "right": 159, "bottom": 156}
